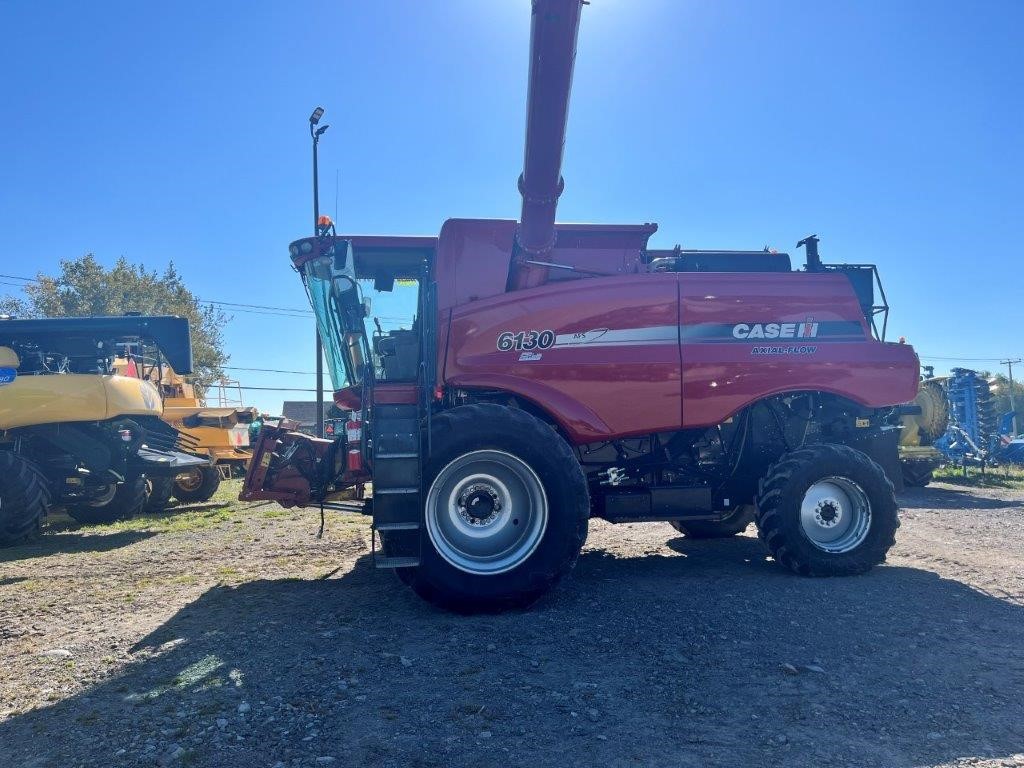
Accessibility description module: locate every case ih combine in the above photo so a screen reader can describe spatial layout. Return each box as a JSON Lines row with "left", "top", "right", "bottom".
{"left": 242, "top": 0, "right": 920, "bottom": 611}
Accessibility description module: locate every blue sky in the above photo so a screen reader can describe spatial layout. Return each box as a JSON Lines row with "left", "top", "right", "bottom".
{"left": 1, "top": 0, "right": 1021, "bottom": 414}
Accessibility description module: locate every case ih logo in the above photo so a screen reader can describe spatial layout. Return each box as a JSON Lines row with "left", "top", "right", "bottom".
{"left": 732, "top": 319, "right": 819, "bottom": 340}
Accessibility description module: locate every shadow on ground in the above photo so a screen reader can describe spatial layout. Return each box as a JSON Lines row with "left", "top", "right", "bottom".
{"left": 898, "top": 485, "right": 1022, "bottom": 511}
{"left": 0, "top": 530, "right": 157, "bottom": 563}
{"left": 1, "top": 537, "right": 1022, "bottom": 767}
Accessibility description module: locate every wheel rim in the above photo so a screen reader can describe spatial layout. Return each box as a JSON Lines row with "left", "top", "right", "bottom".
{"left": 176, "top": 468, "right": 203, "bottom": 491}
{"left": 87, "top": 484, "right": 118, "bottom": 507}
{"left": 425, "top": 449, "right": 548, "bottom": 575}
{"left": 799, "top": 476, "right": 872, "bottom": 553}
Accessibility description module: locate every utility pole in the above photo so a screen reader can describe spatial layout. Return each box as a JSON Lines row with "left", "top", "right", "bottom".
{"left": 1001, "top": 358, "right": 1021, "bottom": 436}
{"left": 309, "top": 107, "right": 329, "bottom": 439}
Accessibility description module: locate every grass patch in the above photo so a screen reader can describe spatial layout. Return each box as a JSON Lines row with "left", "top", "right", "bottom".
{"left": 260, "top": 507, "right": 292, "bottom": 519}
{"left": 933, "top": 464, "right": 1024, "bottom": 489}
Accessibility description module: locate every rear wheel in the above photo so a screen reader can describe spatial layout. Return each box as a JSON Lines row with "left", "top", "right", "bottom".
{"left": 0, "top": 453, "right": 50, "bottom": 547}
{"left": 67, "top": 478, "right": 147, "bottom": 524}
{"left": 172, "top": 465, "right": 221, "bottom": 503}
{"left": 670, "top": 505, "right": 755, "bottom": 538}
{"left": 144, "top": 476, "right": 175, "bottom": 513}
{"left": 755, "top": 443, "right": 899, "bottom": 576}
{"left": 403, "top": 404, "right": 589, "bottom": 613}
{"left": 901, "top": 462, "right": 934, "bottom": 488}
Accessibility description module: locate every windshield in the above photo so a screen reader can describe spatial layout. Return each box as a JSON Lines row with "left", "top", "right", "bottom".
{"left": 302, "top": 242, "right": 370, "bottom": 390}
{"left": 360, "top": 277, "right": 419, "bottom": 381}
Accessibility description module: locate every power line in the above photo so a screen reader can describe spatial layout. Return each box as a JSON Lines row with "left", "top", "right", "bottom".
{"left": 229, "top": 385, "right": 320, "bottom": 392}
{"left": 222, "top": 365, "right": 316, "bottom": 375}
{"left": 205, "top": 306, "right": 311, "bottom": 319}
{"left": 197, "top": 298, "right": 312, "bottom": 315}
{"left": 918, "top": 354, "right": 1015, "bottom": 363}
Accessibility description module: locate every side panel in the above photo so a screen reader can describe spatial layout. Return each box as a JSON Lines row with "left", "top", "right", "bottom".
{"left": 0, "top": 374, "right": 162, "bottom": 430}
{"left": 679, "top": 273, "right": 919, "bottom": 427}
{"left": 102, "top": 376, "right": 165, "bottom": 419}
{"left": 444, "top": 275, "right": 682, "bottom": 443}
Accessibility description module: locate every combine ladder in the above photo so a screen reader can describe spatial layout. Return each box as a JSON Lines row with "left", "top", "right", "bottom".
{"left": 370, "top": 403, "right": 422, "bottom": 568}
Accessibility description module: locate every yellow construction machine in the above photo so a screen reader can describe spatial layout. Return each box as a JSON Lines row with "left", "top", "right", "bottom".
{"left": 899, "top": 376, "right": 949, "bottom": 487}
{"left": 111, "top": 358, "right": 257, "bottom": 509}
{"left": 0, "top": 316, "right": 210, "bottom": 545}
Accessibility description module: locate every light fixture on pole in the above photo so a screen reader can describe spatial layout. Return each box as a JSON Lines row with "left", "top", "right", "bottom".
{"left": 310, "top": 106, "right": 329, "bottom": 439}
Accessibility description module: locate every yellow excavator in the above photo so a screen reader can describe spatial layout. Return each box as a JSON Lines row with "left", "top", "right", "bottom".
{"left": 0, "top": 316, "right": 210, "bottom": 546}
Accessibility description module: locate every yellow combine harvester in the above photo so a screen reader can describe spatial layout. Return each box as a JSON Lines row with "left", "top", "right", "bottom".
{"left": 111, "top": 359, "right": 257, "bottom": 510}
{"left": 0, "top": 316, "right": 210, "bottom": 545}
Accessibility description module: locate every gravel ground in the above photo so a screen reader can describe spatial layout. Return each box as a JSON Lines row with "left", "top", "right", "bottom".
{"left": 1, "top": 480, "right": 1022, "bottom": 768}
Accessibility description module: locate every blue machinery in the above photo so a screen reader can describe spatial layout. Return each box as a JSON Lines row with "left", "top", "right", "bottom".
{"left": 934, "top": 368, "right": 1022, "bottom": 466}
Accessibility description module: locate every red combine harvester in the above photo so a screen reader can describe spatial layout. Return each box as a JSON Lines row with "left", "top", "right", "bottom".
{"left": 243, "top": 0, "right": 920, "bottom": 611}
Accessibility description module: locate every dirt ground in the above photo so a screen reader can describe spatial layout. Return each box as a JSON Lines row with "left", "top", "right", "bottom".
{"left": 1, "top": 479, "right": 1023, "bottom": 768}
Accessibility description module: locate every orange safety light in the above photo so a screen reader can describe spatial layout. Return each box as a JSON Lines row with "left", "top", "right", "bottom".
{"left": 318, "top": 215, "right": 333, "bottom": 229}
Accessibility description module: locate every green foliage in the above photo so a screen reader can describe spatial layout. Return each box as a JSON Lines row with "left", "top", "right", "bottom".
{"left": 933, "top": 463, "right": 1024, "bottom": 489}
{"left": 988, "top": 373, "right": 1024, "bottom": 431}
{"left": 0, "top": 254, "right": 228, "bottom": 388}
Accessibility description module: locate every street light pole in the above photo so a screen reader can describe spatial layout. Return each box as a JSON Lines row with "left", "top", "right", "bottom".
{"left": 310, "top": 107, "right": 329, "bottom": 439}
{"left": 1002, "top": 358, "right": 1022, "bottom": 436}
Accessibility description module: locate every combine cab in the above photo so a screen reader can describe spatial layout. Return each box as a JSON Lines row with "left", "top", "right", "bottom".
{"left": 244, "top": 0, "right": 920, "bottom": 611}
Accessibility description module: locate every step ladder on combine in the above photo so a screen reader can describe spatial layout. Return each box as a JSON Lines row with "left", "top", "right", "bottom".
{"left": 370, "top": 403, "right": 422, "bottom": 569}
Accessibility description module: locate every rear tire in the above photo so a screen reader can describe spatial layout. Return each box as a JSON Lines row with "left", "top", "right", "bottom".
{"left": 404, "top": 404, "right": 589, "bottom": 613}
{"left": 901, "top": 463, "right": 934, "bottom": 488}
{"left": 67, "top": 478, "right": 147, "bottom": 524}
{"left": 670, "top": 505, "right": 755, "bottom": 538}
{"left": 172, "top": 465, "right": 221, "bottom": 503}
{"left": 755, "top": 443, "right": 899, "bottom": 576}
{"left": 144, "top": 476, "right": 175, "bottom": 513}
{"left": 0, "top": 453, "right": 49, "bottom": 547}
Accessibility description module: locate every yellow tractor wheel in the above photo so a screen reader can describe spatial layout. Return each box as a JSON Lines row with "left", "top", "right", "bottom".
{"left": 172, "top": 465, "right": 221, "bottom": 504}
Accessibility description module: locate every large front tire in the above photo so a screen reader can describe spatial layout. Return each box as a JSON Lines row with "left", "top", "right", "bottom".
{"left": 67, "top": 478, "right": 147, "bottom": 524}
{"left": 0, "top": 453, "right": 50, "bottom": 547}
{"left": 755, "top": 443, "right": 899, "bottom": 576}
{"left": 404, "top": 404, "right": 589, "bottom": 613}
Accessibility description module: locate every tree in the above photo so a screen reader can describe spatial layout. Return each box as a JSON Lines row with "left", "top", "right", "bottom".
{"left": 989, "top": 373, "right": 1024, "bottom": 435}
{"left": 0, "top": 254, "right": 228, "bottom": 389}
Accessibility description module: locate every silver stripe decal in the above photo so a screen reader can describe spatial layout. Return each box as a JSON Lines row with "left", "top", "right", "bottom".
{"left": 553, "top": 326, "right": 678, "bottom": 348}
{"left": 547, "top": 322, "right": 864, "bottom": 349}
